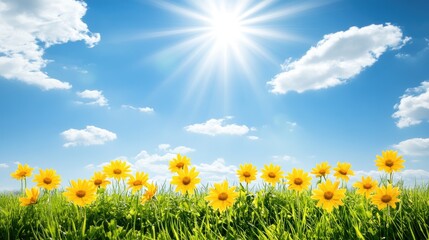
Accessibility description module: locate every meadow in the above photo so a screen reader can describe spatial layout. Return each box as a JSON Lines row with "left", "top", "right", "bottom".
{"left": 1, "top": 151, "right": 428, "bottom": 239}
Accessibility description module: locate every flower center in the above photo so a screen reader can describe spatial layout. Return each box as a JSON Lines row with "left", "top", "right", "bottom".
{"left": 268, "top": 172, "right": 276, "bottom": 178}
{"left": 182, "top": 176, "right": 191, "bottom": 185}
{"left": 339, "top": 170, "right": 347, "bottom": 175}
{"left": 30, "top": 197, "right": 37, "bottom": 204}
{"left": 76, "top": 190, "right": 86, "bottom": 198}
{"left": 43, "top": 177, "right": 52, "bottom": 184}
{"left": 176, "top": 162, "right": 184, "bottom": 168}
{"left": 385, "top": 159, "right": 394, "bottom": 167}
{"left": 243, "top": 171, "right": 251, "bottom": 178}
{"left": 319, "top": 170, "right": 326, "bottom": 176}
{"left": 19, "top": 172, "right": 27, "bottom": 177}
{"left": 363, "top": 183, "right": 372, "bottom": 189}
{"left": 324, "top": 191, "right": 334, "bottom": 200}
{"left": 218, "top": 192, "right": 228, "bottom": 201}
{"left": 133, "top": 180, "right": 142, "bottom": 186}
{"left": 381, "top": 195, "right": 392, "bottom": 203}
{"left": 113, "top": 169, "right": 122, "bottom": 174}
{"left": 294, "top": 178, "right": 303, "bottom": 185}
{"left": 94, "top": 179, "right": 102, "bottom": 186}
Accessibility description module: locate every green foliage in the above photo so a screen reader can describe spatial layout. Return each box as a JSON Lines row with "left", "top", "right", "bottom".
{"left": 1, "top": 185, "right": 428, "bottom": 239}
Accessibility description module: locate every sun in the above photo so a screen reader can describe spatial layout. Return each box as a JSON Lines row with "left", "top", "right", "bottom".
{"left": 209, "top": 10, "right": 243, "bottom": 47}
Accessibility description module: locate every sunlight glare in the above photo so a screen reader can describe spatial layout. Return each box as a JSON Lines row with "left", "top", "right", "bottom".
{"left": 210, "top": 11, "right": 243, "bottom": 47}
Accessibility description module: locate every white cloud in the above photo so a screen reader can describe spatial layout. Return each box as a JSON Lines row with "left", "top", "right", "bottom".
{"left": 393, "top": 81, "right": 429, "bottom": 128}
{"left": 61, "top": 125, "right": 117, "bottom": 147}
{"left": 0, "top": 0, "right": 100, "bottom": 90}
{"left": 195, "top": 158, "right": 238, "bottom": 183}
{"left": 248, "top": 136, "right": 259, "bottom": 140}
{"left": 272, "top": 155, "right": 299, "bottom": 165}
{"left": 268, "top": 24, "right": 409, "bottom": 94}
{"left": 0, "top": 163, "right": 9, "bottom": 168}
{"left": 393, "top": 138, "right": 429, "bottom": 156}
{"left": 77, "top": 90, "right": 108, "bottom": 107}
{"left": 84, "top": 164, "right": 95, "bottom": 170}
{"left": 350, "top": 169, "right": 429, "bottom": 186}
{"left": 286, "top": 121, "right": 298, "bottom": 132}
{"left": 134, "top": 144, "right": 194, "bottom": 181}
{"left": 158, "top": 144, "right": 171, "bottom": 151}
{"left": 122, "top": 105, "right": 155, "bottom": 113}
{"left": 185, "top": 118, "right": 249, "bottom": 136}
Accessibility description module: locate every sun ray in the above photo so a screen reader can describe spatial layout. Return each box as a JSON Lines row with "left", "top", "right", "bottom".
{"left": 140, "top": 0, "right": 325, "bottom": 113}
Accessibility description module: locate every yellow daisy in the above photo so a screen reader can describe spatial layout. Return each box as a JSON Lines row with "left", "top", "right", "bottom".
{"left": 333, "top": 162, "right": 354, "bottom": 182}
{"left": 236, "top": 163, "right": 258, "bottom": 184}
{"left": 311, "top": 162, "right": 331, "bottom": 178}
{"left": 261, "top": 163, "right": 284, "bottom": 186}
{"left": 103, "top": 160, "right": 131, "bottom": 180}
{"left": 171, "top": 167, "right": 200, "bottom": 194}
{"left": 204, "top": 180, "right": 239, "bottom": 212}
{"left": 168, "top": 154, "right": 191, "bottom": 173}
{"left": 11, "top": 163, "right": 34, "bottom": 180}
{"left": 285, "top": 168, "right": 312, "bottom": 192}
{"left": 375, "top": 150, "right": 405, "bottom": 173}
{"left": 311, "top": 180, "right": 346, "bottom": 212}
{"left": 353, "top": 176, "right": 378, "bottom": 198}
{"left": 19, "top": 187, "right": 39, "bottom": 206}
{"left": 33, "top": 168, "right": 61, "bottom": 190}
{"left": 141, "top": 182, "right": 157, "bottom": 204}
{"left": 63, "top": 179, "right": 97, "bottom": 207}
{"left": 371, "top": 184, "right": 400, "bottom": 210}
{"left": 90, "top": 172, "right": 110, "bottom": 188}
{"left": 127, "top": 172, "right": 149, "bottom": 194}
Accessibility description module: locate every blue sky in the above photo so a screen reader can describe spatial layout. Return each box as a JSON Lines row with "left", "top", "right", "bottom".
{"left": 1, "top": 0, "right": 429, "bottom": 190}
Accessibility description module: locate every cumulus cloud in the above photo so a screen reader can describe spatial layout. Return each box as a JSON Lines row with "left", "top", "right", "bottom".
{"left": 185, "top": 118, "right": 249, "bottom": 136}
{"left": 134, "top": 144, "right": 194, "bottom": 183}
{"left": 77, "top": 90, "right": 108, "bottom": 107}
{"left": 195, "top": 158, "right": 238, "bottom": 183}
{"left": 0, "top": 0, "right": 100, "bottom": 90}
{"left": 121, "top": 105, "right": 155, "bottom": 113}
{"left": 272, "top": 155, "right": 299, "bottom": 165}
{"left": 0, "top": 163, "right": 9, "bottom": 168}
{"left": 393, "top": 81, "right": 429, "bottom": 128}
{"left": 61, "top": 126, "right": 117, "bottom": 147}
{"left": 268, "top": 24, "right": 409, "bottom": 94}
{"left": 393, "top": 138, "right": 429, "bottom": 156}
{"left": 350, "top": 169, "right": 429, "bottom": 186}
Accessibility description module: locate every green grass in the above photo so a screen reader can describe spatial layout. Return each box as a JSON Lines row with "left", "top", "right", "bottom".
{"left": 1, "top": 184, "right": 428, "bottom": 240}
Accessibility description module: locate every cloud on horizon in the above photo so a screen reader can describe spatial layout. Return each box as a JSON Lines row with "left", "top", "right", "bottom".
{"left": 393, "top": 138, "right": 429, "bottom": 157}
{"left": 269, "top": 24, "right": 409, "bottom": 94}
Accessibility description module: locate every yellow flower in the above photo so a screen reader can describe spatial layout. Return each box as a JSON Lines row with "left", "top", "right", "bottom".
{"left": 261, "top": 163, "right": 283, "bottom": 186}
{"left": 103, "top": 160, "right": 131, "bottom": 180}
{"left": 19, "top": 187, "right": 39, "bottom": 206}
{"left": 371, "top": 184, "right": 400, "bottom": 210}
{"left": 204, "top": 180, "right": 239, "bottom": 212}
{"left": 375, "top": 150, "right": 405, "bottom": 173}
{"left": 236, "top": 163, "right": 257, "bottom": 184}
{"left": 311, "top": 162, "right": 331, "bottom": 178}
{"left": 285, "top": 168, "right": 312, "bottom": 192}
{"left": 333, "top": 162, "right": 354, "bottom": 182}
{"left": 311, "top": 180, "right": 346, "bottom": 212}
{"left": 33, "top": 169, "right": 61, "bottom": 190}
{"left": 90, "top": 172, "right": 110, "bottom": 188}
{"left": 11, "top": 163, "right": 34, "bottom": 180}
{"left": 141, "top": 182, "right": 157, "bottom": 204}
{"left": 171, "top": 167, "right": 200, "bottom": 194}
{"left": 353, "top": 176, "right": 378, "bottom": 198}
{"left": 127, "top": 172, "right": 149, "bottom": 194}
{"left": 169, "top": 154, "right": 191, "bottom": 173}
{"left": 63, "top": 179, "right": 97, "bottom": 207}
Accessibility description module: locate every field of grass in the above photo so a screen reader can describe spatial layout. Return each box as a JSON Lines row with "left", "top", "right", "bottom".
{"left": 1, "top": 183, "right": 429, "bottom": 240}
